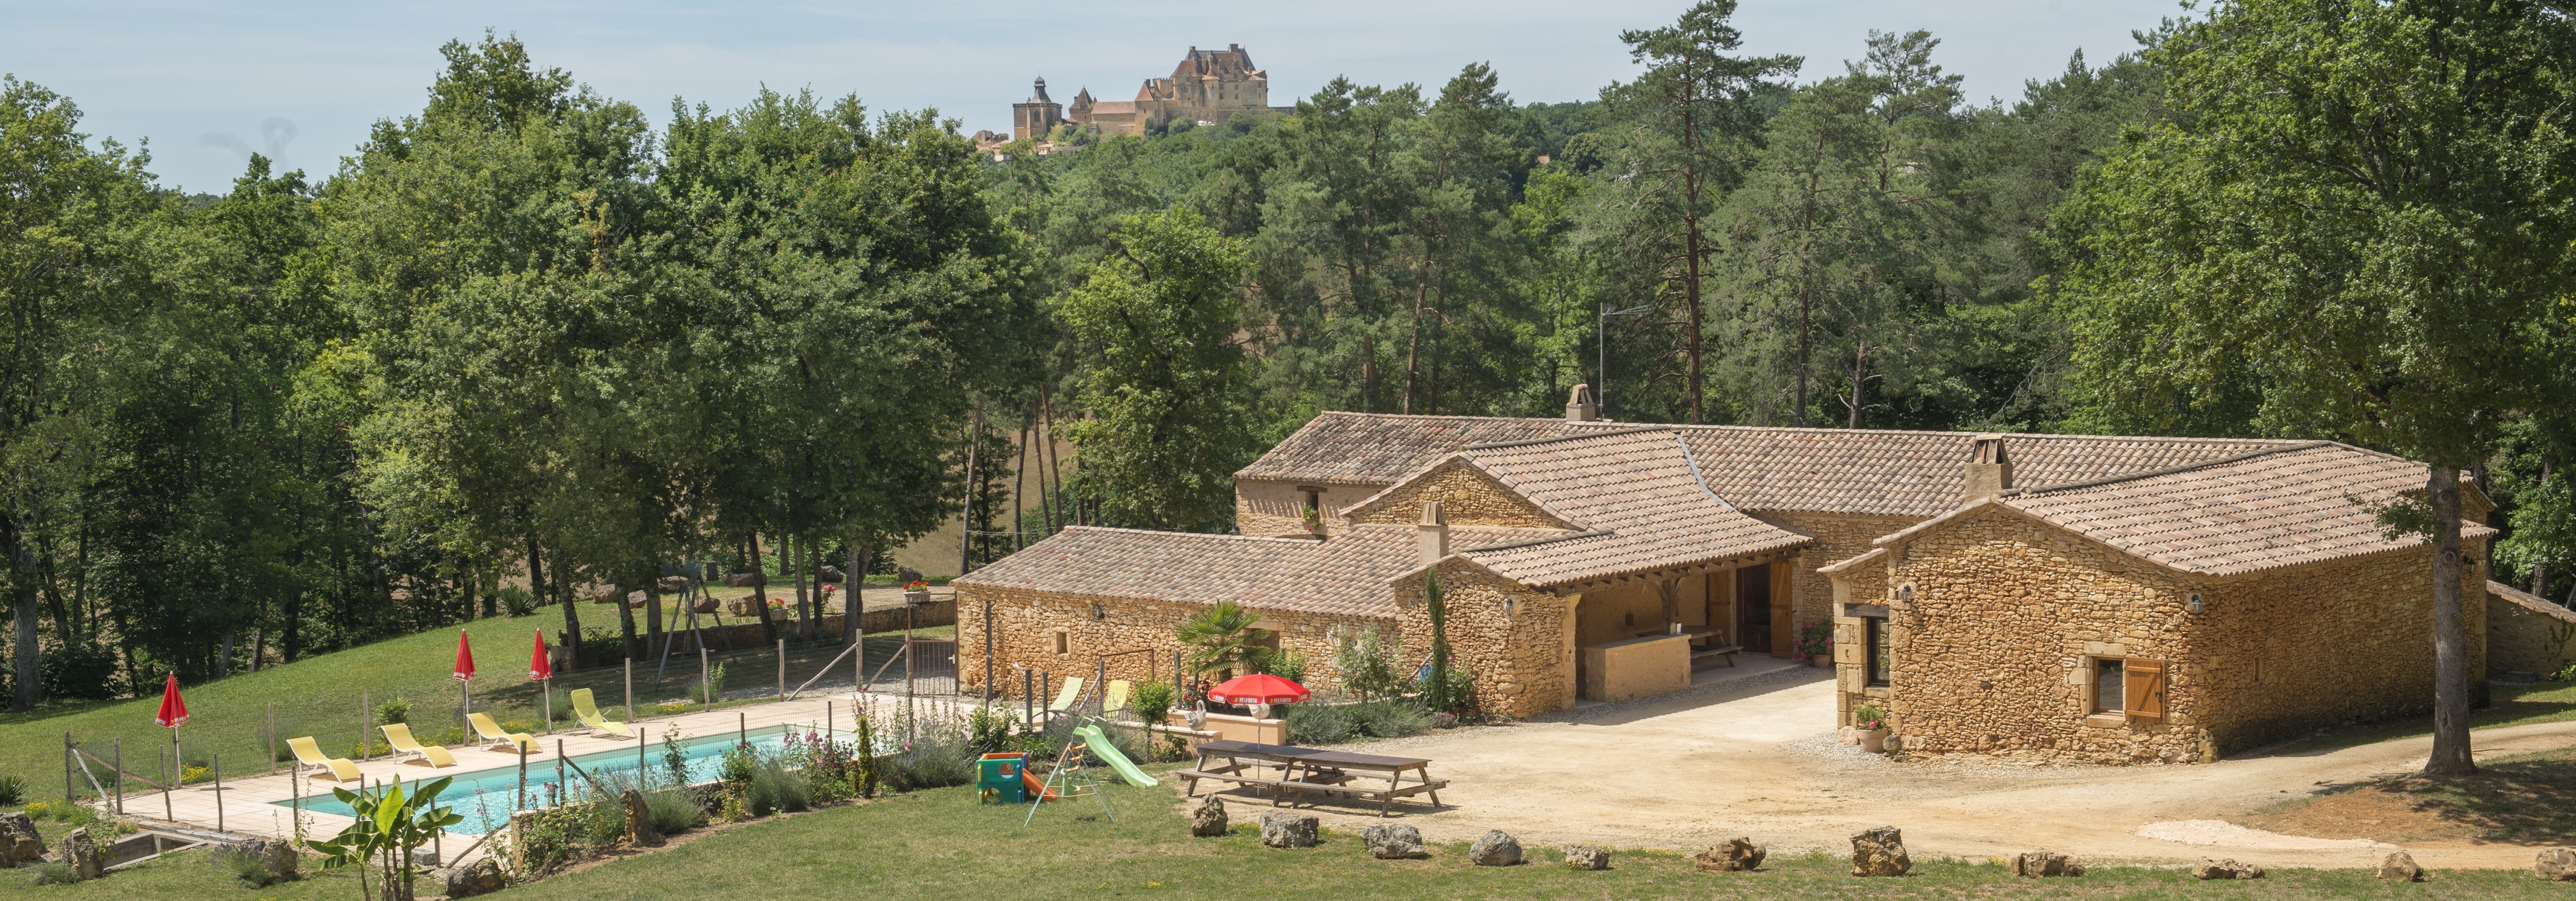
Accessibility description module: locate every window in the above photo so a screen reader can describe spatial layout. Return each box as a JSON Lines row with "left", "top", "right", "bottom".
{"left": 2093, "top": 659, "right": 2124, "bottom": 713}
{"left": 1864, "top": 616, "right": 1890, "bottom": 686}
{"left": 1052, "top": 632, "right": 1070, "bottom": 655}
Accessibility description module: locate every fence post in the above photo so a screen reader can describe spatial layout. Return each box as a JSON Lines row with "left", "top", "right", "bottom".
{"left": 638, "top": 731, "right": 646, "bottom": 785}
{"left": 113, "top": 738, "right": 123, "bottom": 814}
{"left": 267, "top": 702, "right": 277, "bottom": 774}
{"left": 1023, "top": 669, "right": 1033, "bottom": 727}
{"left": 517, "top": 742, "right": 528, "bottom": 813}
{"left": 361, "top": 690, "right": 371, "bottom": 760}
{"left": 625, "top": 658, "right": 635, "bottom": 723}
{"left": 1096, "top": 659, "right": 1107, "bottom": 715}
{"left": 213, "top": 753, "right": 222, "bottom": 833}
{"left": 982, "top": 597, "right": 994, "bottom": 703}
{"left": 63, "top": 732, "right": 73, "bottom": 803}
{"left": 700, "top": 646, "right": 712, "bottom": 712}
{"left": 777, "top": 638, "right": 786, "bottom": 701}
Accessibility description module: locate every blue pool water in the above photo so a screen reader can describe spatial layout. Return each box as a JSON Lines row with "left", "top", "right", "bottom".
{"left": 271, "top": 724, "right": 855, "bottom": 835}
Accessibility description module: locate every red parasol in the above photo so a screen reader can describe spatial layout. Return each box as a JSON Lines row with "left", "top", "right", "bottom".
{"left": 529, "top": 630, "right": 553, "bottom": 681}
{"left": 453, "top": 630, "right": 477, "bottom": 681}
{"left": 1205, "top": 673, "right": 1311, "bottom": 706}
{"left": 153, "top": 673, "right": 188, "bottom": 728}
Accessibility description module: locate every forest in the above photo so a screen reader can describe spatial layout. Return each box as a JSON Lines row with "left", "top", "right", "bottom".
{"left": 3, "top": 0, "right": 2571, "bottom": 711}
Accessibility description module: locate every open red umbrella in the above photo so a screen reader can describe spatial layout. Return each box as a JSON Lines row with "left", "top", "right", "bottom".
{"left": 153, "top": 672, "right": 188, "bottom": 728}
{"left": 1205, "top": 673, "right": 1310, "bottom": 706}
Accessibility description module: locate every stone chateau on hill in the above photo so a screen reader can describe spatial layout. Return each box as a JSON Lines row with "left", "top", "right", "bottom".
{"left": 1012, "top": 44, "right": 1290, "bottom": 139}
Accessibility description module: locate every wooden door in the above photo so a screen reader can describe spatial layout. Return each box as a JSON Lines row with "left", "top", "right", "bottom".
{"left": 1736, "top": 564, "right": 1772, "bottom": 653}
{"left": 1770, "top": 559, "right": 1796, "bottom": 658}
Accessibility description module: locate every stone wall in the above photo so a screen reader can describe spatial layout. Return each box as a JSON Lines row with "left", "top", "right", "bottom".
{"left": 1855, "top": 505, "right": 2489, "bottom": 764}
{"left": 1756, "top": 510, "right": 1922, "bottom": 637}
{"left": 1348, "top": 461, "right": 1568, "bottom": 529}
{"left": 1234, "top": 478, "right": 1382, "bottom": 538}
{"left": 1393, "top": 562, "right": 1574, "bottom": 718}
{"left": 952, "top": 585, "right": 1390, "bottom": 699}
{"left": 1570, "top": 579, "right": 1709, "bottom": 649}
{"left": 2488, "top": 585, "right": 2576, "bottom": 678}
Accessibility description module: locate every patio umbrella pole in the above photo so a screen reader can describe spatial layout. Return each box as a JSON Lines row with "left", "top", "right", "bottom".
{"left": 213, "top": 753, "right": 222, "bottom": 833}
{"left": 625, "top": 659, "right": 633, "bottom": 724}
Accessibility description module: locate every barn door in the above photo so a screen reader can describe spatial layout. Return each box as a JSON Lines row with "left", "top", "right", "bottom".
{"left": 1769, "top": 558, "right": 1795, "bottom": 658}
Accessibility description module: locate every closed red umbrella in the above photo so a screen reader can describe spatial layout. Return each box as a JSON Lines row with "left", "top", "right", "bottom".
{"left": 153, "top": 672, "right": 188, "bottom": 727}
{"left": 1205, "top": 673, "right": 1310, "bottom": 706}
{"left": 454, "top": 630, "right": 477, "bottom": 719}
{"left": 530, "top": 630, "right": 554, "bottom": 730}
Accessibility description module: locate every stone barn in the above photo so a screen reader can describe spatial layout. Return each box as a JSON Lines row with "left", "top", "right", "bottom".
{"left": 952, "top": 399, "right": 2499, "bottom": 761}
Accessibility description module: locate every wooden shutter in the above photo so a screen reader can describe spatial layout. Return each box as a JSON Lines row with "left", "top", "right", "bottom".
{"left": 2124, "top": 658, "right": 2167, "bottom": 721}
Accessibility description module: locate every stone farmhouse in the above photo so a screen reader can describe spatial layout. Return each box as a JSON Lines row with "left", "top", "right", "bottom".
{"left": 1012, "top": 44, "right": 1287, "bottom": 140}
{"left": 956, "top": 393, "right": 2521, "bottom": 764}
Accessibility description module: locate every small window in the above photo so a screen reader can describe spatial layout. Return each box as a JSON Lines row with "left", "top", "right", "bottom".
{"left": 1052, "top": 632, "right": 1070, "bottom": 655}
{"left": 2093, "top": 659, "right": 2124, "bottom": 713}
{"left": 1864, "top": 616, "right": 1890, "bottom": 686}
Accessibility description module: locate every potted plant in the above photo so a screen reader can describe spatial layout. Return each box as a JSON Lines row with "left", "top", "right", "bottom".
{"left": 1797, "top": 621, "right": 1834, "bottom": 668}
{"left": 1853, "top": 705, "right": 1892, "bottom": 753}
{"left": 1300, "top": 504, "right": 1325, "bottom": 536}
{"left": 902, "top": 579, "right": 931, "bottom": 604}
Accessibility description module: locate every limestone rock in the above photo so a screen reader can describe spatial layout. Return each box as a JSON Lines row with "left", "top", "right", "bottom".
{"left": 60, "top": 827, "right": 100, "bottom": 881}
{"left": 0, "top": 812, "right": 44, "bottom": 865}
{"left": 436, "top": 858, "right": 506, "bottom": 897}
{"left": 1259, "top": 811, "right": 1317, "bottom": 849}
{"left": 1562, "top": 844, "right": 1610, "bottom": 870}
{"left": 2377, "top": 850, "right": 2423, "bottom": 882}
{"left": 724, "top": 573, "right": 757, "bottom": 588}
{"left": 2010, "top": 849, "right": 2079, "bottom": 878}
{"left": 2192, "top": 858, "right": 2264, "bottom": 880}
{"left": 1188, "top": 796, "right": 1229, "bottom": 838}
{"left": 2538, "top": 848, "right": 2576, "bottom": 881}
{"left": 621, "top": 788, "right": 665, "bottom": 846}
{"left": 1693, "top": 837, "right": 1765, "bottom": 872}
{"left": 234, "top": 837, "right": 298, "bottom": 879}
{"left": 1468, "top": 830, "right": 1522, "bottom": 867}
{"left": 1362, "top": 823, "right": 1427, "bottom": 860}
{"left": 1849, "top": 825, "right": 1911, "bottom": 877}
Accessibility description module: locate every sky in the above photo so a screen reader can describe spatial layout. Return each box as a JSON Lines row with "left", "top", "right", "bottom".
{"left": 1, "top": 0, "right": 2189, "bottom": 195}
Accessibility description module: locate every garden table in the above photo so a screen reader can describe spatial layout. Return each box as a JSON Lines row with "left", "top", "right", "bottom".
{"left": 1277, "top": 750, "right": 1446, "bottom": 817}
{"left": 1175, "top": 740, "right": 1327, "bottom": 805}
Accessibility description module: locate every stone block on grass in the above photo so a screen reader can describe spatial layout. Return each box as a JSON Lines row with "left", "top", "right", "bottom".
{"left": 2192, "top": 858, "right": 2264, "bottom": 880}
{"left": 1693, "top": 837, "right": 1765, "bottom": 872}
{"left": 1259, "top": 812, "right": 1317, "bottom": 849}
{"left": 2010, "top": 849, "right": 2080, "bottom": 878}
{"left": 2537, "top": 848, "right": 2576, "bottom": 881}
{"left": 2378, "top": 851, "right": 2423, "bottom": 882}
{"left": 1468, "top": 830, "right": 1522, "bottom": 867}
{"left": 60, "top": 828, "right": 100, "bottom": 881}
{"left": 1362, "top": 823, "right": 1427, "bottom": 859}
{"left": 1189, "top": 796, "right": 1229, "bottom": 837}
{"left": 1562, "top": 844, "right": 1610, "bottom": 870}
{"left": 1849, "top": 825, "right": 1910, "bottom": 877}
{"left": 0, "top": 812, "right": 44, "bottom": 866}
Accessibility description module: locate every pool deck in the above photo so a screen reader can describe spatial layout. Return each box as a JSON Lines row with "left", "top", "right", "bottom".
{"left": 103, "top": 688, "right": 973, "bottom": 867}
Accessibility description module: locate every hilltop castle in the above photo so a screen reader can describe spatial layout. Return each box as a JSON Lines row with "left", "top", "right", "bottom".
{"left": 1014, "top": 44, "right": 1288, "bottom": 140}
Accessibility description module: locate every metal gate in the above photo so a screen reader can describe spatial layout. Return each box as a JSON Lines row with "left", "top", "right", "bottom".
{"left": 904, "top": 637, "right": 958, "bottom": 695}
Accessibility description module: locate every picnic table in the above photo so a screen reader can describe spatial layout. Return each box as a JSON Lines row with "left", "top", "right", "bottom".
{"left": 1177, "top": 740, "right": 1448, "bottom": 817}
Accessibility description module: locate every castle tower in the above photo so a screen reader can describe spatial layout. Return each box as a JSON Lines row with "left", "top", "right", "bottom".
{"left": 1012, "top": 76, "right": 1064, "bottom": 140}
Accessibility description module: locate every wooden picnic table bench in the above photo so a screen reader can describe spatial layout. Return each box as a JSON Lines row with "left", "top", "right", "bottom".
{"left": 1176, "top": 740, "right": 1330, "bottom": 805}
{"left": 1280, "top": 750, "right": 1446, "bottom": 817}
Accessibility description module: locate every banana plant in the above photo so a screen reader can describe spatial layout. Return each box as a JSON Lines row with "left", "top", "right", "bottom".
{"left": 305, "top": 776, "right": 462, "bottom": 901}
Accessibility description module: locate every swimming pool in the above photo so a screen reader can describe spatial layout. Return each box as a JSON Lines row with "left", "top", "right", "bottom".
{"left": 271, "top": 723, "right": 855, "bottom": 835}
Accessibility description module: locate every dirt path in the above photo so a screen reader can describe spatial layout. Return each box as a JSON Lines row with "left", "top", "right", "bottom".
{"left": 1207, "top": 667, "right": 2576, "bottom": 870}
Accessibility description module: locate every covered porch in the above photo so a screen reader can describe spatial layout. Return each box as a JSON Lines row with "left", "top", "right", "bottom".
{"left": 1560, "top": 548, "right": 1805, "bottom": 704}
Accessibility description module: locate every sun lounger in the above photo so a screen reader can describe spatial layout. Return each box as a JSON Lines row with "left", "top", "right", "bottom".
{"left": 1101, "top": 679, "right": 1131, "bottom": 715}
{"left": 469, "top": 712, "right": 541, "bottom": 754}
{"left": 286, "top": 736, "right": 361, "bottom": 782}
{"left": 380, "top": 723, "right": 458, "bottom": 768}
{"left": 571, "top": 688, "right": 630, "bottom": 737}
{"left": 1046, "top": 676, "right": 1086, "bottom": 713}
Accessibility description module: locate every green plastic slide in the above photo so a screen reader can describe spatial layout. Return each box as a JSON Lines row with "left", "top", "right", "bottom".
{"left": 1073, "top": 724, "right": 1160, "bottom": 788}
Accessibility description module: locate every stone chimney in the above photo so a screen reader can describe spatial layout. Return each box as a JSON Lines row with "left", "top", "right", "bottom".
{"left": 1565, "top": 383, "right": 1597, "bottom": 422}
{"left": 1417, "top": 500, "right": 1449, "bottom": 564}
{"left": 1965, "top": 434, "right": 2013, "bottom": 502}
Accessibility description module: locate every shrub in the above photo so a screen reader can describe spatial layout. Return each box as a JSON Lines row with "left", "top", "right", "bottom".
{"left": 374, "top": 697, "right": 412, "bottom": 726}
{"left": 718, "top": 742, "right": 759, "bottom": 785}
{"left": 1283, "top": 703, "right": 1352, "bottom": 745}
{"left": 181, "top": 765, "right": 213, "bottom": 785}
{"left": 1132, "top": 681, "right": 1175, "bottom": 728}
{"left": 1328, "top": 626, "right": 1405, "bottom": 701}
{"left": 1345, "top": 700, "right": 1431, "bottom": 739}
{"left": 579, "top": 793, "right": 625, "bottom": 846}
{"left": 39, "top": 641, "right": 119, "bottom": 701}
{"left": 19, "top": 862, "right": 78, "bottom": 885}
{"left": 0, "top": 774, "right": 23, "bottom": 806}
{"left": 212, "top": 844, "right": 285, "bottom": 887}
{"left": 883, "top": 735, "right": 975, "bottom": 792}
{"left": 747, "top": 765, "right": 809, "bottom": 816}
{"left": 657, "top": 700, "right": 691, "bottom": 716}
{"left": 20, "top": 801, "right": 49, "bottom": 820}
{"left": 494, "top": 587, "right": 538, "bottom": 617}
{"left": 689, "top": 665, "right": 729, "bottom": 703}
{"left": 643, "top": 788, "right": 702, "bottom": 834}
{"left": 1284, "top": 700, "right": 1430, "bottom": 745}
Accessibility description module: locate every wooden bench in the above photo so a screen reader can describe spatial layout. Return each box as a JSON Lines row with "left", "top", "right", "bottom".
{"left": 1691, "top": 644, "right": 1741, "bottom": 667}
{"left": 1280, "top": 750, "right": 1446, "bottom": 817}
{"left": 1179, "top": 740, "right": 1330, "bottom": 806}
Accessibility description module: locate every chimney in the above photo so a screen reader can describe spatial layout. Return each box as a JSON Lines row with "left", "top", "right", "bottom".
{"left": 1416, "top": 500, "right": 1449, "bottom": 564}
{"left": 1965, "top": 434, "right": 2013, "bottom": 502}
{"left": 1565, "top": 383, "right": 1597, "bottom": 422}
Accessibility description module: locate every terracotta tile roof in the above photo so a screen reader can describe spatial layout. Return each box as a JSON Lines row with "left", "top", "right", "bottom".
{"left": 1347, "top": 428, "right": 1813, "bottom": 588}
{"left": 1873, "top": 442, "right": 2497, "bottom": 577}
{"left": 1238, "top": 412, "right": 2309, "bottom": 517}
{"left": 950, "top": 524, "right": 1547, "bottom": 617}
{"left": 2489, "top": 580, "right": 2576, "bottom": 623}
{"left": 1235, "top": 413, "right": 1584, "bottom": 485}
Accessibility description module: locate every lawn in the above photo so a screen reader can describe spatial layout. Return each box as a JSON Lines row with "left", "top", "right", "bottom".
{"left": 0, "top": 607, "right": 936, "bottom": 804}
{"left": 2256, "top": 681, "right": 2576, "bottom": 756}
{"left": 23, "top": 776, "right": 2572, "bottom": 900}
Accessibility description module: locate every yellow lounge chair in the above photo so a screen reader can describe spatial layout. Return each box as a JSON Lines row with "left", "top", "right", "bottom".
{"left": 469, "top": 712, "right": 541, "bottom": 754}
{"left": 570, "top": 688, "right": 630, "bottom": 738}
{"left": 1046, "top": 676, "right": 1086, "bottom": 713}
{"left": 380, "top": 723, "right": 458, "bottom": 768}
{"left": 286, "top": 736, "right": 361, "bottom": 783}
{"left": 1101, "top": 679, "right": 1131, "bottom": 715}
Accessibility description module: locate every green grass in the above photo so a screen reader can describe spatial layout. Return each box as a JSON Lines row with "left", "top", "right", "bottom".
{"left": 21, "top": 775, "right": 2574, "bottom": 898}
{"left": 2258, "top": 681, "right": 2576, "bottom": 757}
{"left": 0, "top": 608, "right": 936, "bottom": 805}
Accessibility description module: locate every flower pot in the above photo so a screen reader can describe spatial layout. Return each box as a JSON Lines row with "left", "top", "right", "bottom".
{"left": 903, "top": 590, "right": 931, "bottom": 604}
{"left": 1810, "top": 655, "right": 1833, "bottom": 668}
{"left": 1858, "top": 729, "right": 1890, "bottom": 753}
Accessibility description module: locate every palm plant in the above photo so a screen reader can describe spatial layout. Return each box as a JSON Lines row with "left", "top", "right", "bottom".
{"left": 305, "top": 776, "right": 462, "bottom": 901}
{"left": 1175, "top": 600, "right": 1271, "bottom": 678}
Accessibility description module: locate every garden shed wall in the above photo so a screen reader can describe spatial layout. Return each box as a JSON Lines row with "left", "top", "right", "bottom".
{"left": 2485, "top": 580, "right": 2575, "bottom": 678}
{"left": 952, "top": 585, "right": 1389, "bottom": 699}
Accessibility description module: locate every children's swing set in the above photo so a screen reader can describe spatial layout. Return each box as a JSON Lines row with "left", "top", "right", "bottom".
{"left": 979, "top": 682, "right": 1159, "bottom": 825}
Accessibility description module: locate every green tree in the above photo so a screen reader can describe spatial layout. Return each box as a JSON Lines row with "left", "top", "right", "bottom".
{"left": 1059, "top": 209, "right": 1258, "bottom": 530}
{"left": 2060, "top": 0, "right": 2576, "bottom": 774}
